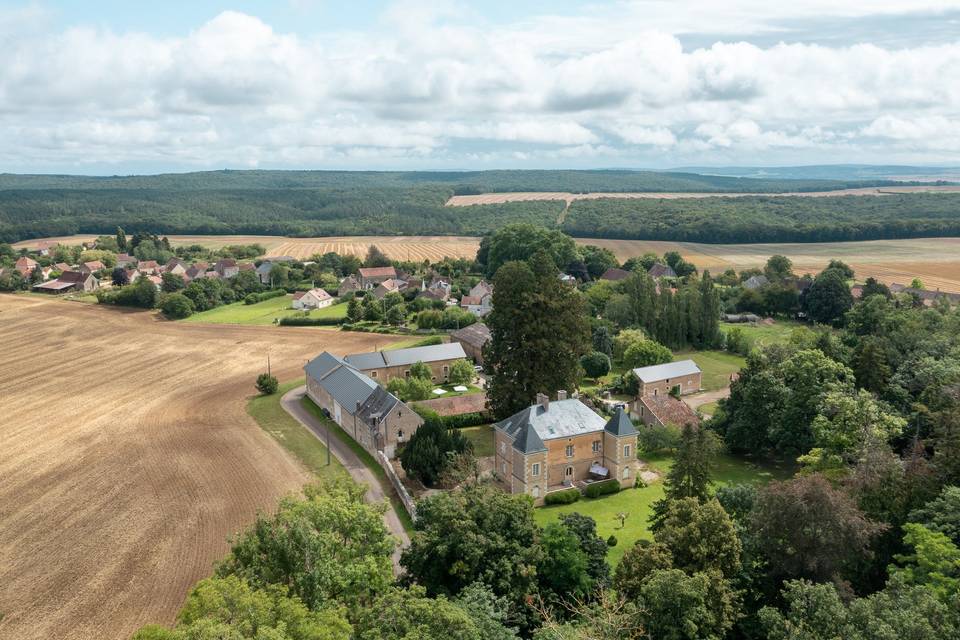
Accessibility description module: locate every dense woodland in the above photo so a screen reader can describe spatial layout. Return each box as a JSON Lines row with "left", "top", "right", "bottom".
{"left": 3, "top": 169, "right": 949, "bottom": 244}
{"left": 562, "top": 193, "right": 960, "bottom": 242}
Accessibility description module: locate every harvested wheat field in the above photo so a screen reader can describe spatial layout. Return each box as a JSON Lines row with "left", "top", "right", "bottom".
{"left": 445, "top": 184, "right": 960, "bottom": 206}
{"left": 583, "top": 237, "right": 960, "bottom": 291}
{"left": 0, "top": 295, "right": 405, "bottom": 640}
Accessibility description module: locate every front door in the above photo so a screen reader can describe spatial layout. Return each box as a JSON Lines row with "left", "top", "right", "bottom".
{"left": 334, "top": 402, "right": 342, "bottom": 425}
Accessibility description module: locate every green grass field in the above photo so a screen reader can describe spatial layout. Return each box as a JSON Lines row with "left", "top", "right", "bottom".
{"left": 461, "top": 425, "right": 494, "bottom": 456}
{"left": 722, "top": 319, "right": 805, "bottom": 350}
{"left": 246, "top": 380, "right": 348, "bottom": 482}
{"left": 183, "top": 295, "right": 347, "bottom": 326}
{"left": 533, "top": 453, "right": 791, "bottom": 566}
{"left": 679, "top": 350, "right": 746, "bottom": 391}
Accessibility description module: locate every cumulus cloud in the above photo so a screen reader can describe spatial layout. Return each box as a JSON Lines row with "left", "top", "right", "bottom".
{"left": 0, "top": 1, "right": 959, "bottom": 170}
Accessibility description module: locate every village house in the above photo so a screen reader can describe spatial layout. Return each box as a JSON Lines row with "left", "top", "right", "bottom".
{"left": 418, "top": 287, "right": 449, "bottom": 303}
{"left": 450, "top": 323, "right": 491, "bottom": 366}
{"left": 635, "top": 394, "right": 701, "bottom": 428}
{"left": 743, "top": 274, "right": 769, "bottom": 290}
{"left": 33, "top": 270, "right": 99, "bottom": 294}
{"left": 459, "top": 293, "right": 492, "bottom": 317}
{"left": 213, "top": 259, "right": 239, "bottom": 279}
{"left": 292, "top": 288, "right": 334, "bottom": 310}
{"left": 115, "top": 253, "right": 136, "bottom": 268}
{"left": 631, "top": 360, "right": 702, "bottom": 411}
{"left": 600, "top": 268, "right": 631, "bottom": 282}
{"left": 53, "top": 262, "right": 72, "bottom": 273}
{"left": 164, "top": 258, "right": 187, "bottom": 276}
{"left": 890, "top": 283, "right": 960, "bottom": 306}
{"left": 137, "top": 260, "right": 159, "bottom": 275}
{"left": 344, "top": 342, "right": 467, "bottom": 383}
{"left": 468, "top": 280, "right": 493, "bottom": 298}
{"left": 35, "top": 241, "right": 56, "bottom": 257}
{"left": 648, "top": 263, "right": 677, "bottom": 279}
{"left": 494, "top": 395, "right": 638, "bottom": 504}
{"left": 15, "top": 256, "right": 37, "bottom": 277}
{"left": 372, "top": 278, "right": 407, "bottom": 299}
{"left": 80, "top": 260, "right": 106, "bottom": 275}
{"left": 124, "top": 268, "right": 142, "bottom": 283}
{"left": 338, "top": 275, "right": 362, "bottom": 297}
{"left": 304, "top": 351, "right": 423, "bottom": 459}
{"left": 184, "top": 262, "right": 208, "bottom": 281}
{"left": 358, "top": 266, "right": 397, "bottom": 289}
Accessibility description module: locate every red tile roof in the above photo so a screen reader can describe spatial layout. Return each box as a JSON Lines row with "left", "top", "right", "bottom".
{"left": 358, "top": 266, "right": 396, "bottom": 278}
{"left": 640, "top": 395, "right": 700, "bottom": 427}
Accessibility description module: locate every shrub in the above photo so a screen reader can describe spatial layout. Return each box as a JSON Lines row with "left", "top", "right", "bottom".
{"left": 159, "top": 292, "right": 195, "bottom": 319}
{"left": 623, "top": 339, "right": 673, "bottom": 369}
{"left": 607, "top": 535, "right": 618, "bottom": 547}
{"left": 244, "top": 289, "right": 286, "bottom": 305}
{"left": 448, "top": 359, "right": 475, "bottom": 385}
{"left": 584, "top": 479, "right": 621, "bottom": 499}
{"left": 413, "top": 335, "right": 443, "bottom": 347}
{"left": 442, "top": 412, "right": 490, "bottom": 429}
{"left": 255, "top": 373, "right": 279, "bottom": 395}
{"left": 639, "top": 423, "right": 682, "bottom": 453}
{"left": 399, "top": 415, "right": 472, "bottom": 486}
{"left": 581, "top": 351, "right": 612, "bottom": 380}
{"left": 544, "top": 488, "right": 581, "bottom": 505}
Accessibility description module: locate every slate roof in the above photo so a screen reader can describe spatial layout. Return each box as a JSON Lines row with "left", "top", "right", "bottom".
{"left": 451, "top": 323, "right": 491, "bottom": 349}
{"left": 640, "top": 395, "right": 700, "bottom": 427}
{"left": 604, "top": 407, "right": 638, "bottom": 437}
{"left": 356, "top": 386, "right": 400, "bottom": 423}
{"left": 344, "top": 343, "right": 467, "bottom": 370}
{"left": 304, "top": 352, "right": 378, "bottom": 413}
{"left": 633, "top": 359, "right": 701, "bottom": 383}
{"left": 494, "top": 398, "right": 608, "bottom": 453}
{"left": 648, "top": 263, "right": 677, "bottom": 278}
{"left": 601, "top": 268, "right": 631, "bottom": 281}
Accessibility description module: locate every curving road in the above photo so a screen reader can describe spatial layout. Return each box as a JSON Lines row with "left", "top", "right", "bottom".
{"left": 280, "top": 386, "right": 410, "bottom": 572}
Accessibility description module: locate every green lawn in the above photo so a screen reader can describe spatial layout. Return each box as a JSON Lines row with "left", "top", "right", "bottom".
{"left": 184, "top": 295, "right": 347, "bottom": 326}
{"left": 534, "top": 453, "right": 791, "bottom": 566}
{"left": 722, "top": 319, "right": 805, "bottom": 349}
{"left": 246, "top": 380, "right": 348, "bottom": 482}
{"left": 699, "top": 400, "right": 720, "bottom": 416}
{"left": 677, "top": 350, "right": 746, "bottom": 391}
{"left": 461, "top": 425, "right": 494, "bottom": 457}
{"left": 429, "top": 383, "right": 483, "bottom": 398}
{"left": 299, "top": 392, "right": 415, "bottom": 533}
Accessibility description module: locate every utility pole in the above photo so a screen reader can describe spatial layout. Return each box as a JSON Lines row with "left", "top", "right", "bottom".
{"left": 267, "top": 352, "right": 271, "bottom": 377}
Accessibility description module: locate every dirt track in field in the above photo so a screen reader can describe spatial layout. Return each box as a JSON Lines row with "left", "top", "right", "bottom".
{"left": 445, "top": 184, "right": 960, "bottom": 206}
{"left": 0, "top": 296, "right": 404, "bottom": 640}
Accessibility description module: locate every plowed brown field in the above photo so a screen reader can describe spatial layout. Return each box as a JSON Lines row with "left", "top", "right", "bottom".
{"left": 0, "top": 295, "right": 404, "bottom": 640}
{"left": 14, "top": 234, "right": 960, "bottom": 291}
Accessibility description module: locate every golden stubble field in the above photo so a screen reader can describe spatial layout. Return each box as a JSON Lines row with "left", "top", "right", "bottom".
{"left": 0, "top": 295, "right": 405, "bottom": 640}
{"left": 14, "top": 234, "right": 960, "bottom": 291}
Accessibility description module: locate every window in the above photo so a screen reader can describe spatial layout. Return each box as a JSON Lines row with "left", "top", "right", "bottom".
{"left": 404, "top": 370, "right": 410, "bottom": 378}
{"left": 370, "top": 371, "right": 377, "bottom": 378}
{"left": 592, "top": 440, "right": 601, "bottom": 453}
{"left": 653, "top": 388, "right": 658, "bottom": 396}
{"left": 623, "top": 444, "right": 632, "bottom": 458}
{"left": 499, "top": 442, "right": 506, "bottom": 455}
{"left": 532, "top": 486, "right": 540, "bottom": 498}
{"left": 397, "top": 430, "right": 404, "bottom": 441}
{"left": 501, "top": 462, "right": 507, "bottom": 474}
{"left": 565, "top": 445, "right": 574, "bottom": 457}
{"left": 666, "top": 378, "right": 670, "bottom": 384}
{"left": 623, "top": 467, "right": 630, "bottom": 479}
{"left": 565, "top": 466, "right": 573, "bottom": 477}
{"left": 532, "top": 463, "right": 540, "bottom": 477}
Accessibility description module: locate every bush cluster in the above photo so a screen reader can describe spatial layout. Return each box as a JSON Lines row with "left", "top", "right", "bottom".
{"left": 244, "top": 289, "right": 286, "bottom": 305}
{"left": 584, "top": 479, "right": 621, "bottom": 499}
{"left": 279, "top": 316, "right": 344, "bottom": 326}
{"left": 544, "top": 488, "right": 581, "bottom": 505}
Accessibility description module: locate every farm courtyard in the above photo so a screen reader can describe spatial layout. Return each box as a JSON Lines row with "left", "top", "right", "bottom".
{"left": 0, "top": 295, "right": 407, "bottom": 640}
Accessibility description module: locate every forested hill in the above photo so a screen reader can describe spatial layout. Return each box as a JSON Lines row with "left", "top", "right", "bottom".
{"left": 0, "top": 168, "right": 895, "bottom": 193}
{"left": 1, "top": 169, "right": 957, "bottom": 244}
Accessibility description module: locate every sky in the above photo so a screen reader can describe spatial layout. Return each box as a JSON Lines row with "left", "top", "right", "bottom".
{"left": 2, "top": 1, "right": 960, "bottom": 174}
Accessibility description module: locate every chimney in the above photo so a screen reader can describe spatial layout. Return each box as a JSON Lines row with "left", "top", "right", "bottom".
{"left": 536, "top": 392, "right": 549, "bottom": 411}
{"left": 557, "top": 390, "right": 567, "bottom": 401}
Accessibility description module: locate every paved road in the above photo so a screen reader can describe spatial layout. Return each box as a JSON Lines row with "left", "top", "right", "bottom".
{"left": 281, "top": 386, "right": 410, "bottom": 572}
